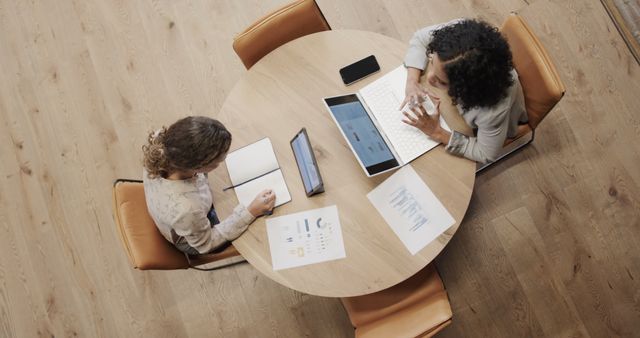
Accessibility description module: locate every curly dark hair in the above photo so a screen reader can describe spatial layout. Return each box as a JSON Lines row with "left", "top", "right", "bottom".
{"left": 142, "top": 116, "right": 232, "bottom": 178}
{"left": 428, "top": 19, "right": 514, "bottom": 111}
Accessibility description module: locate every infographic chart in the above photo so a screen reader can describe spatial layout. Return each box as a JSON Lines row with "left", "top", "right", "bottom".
{"left": 266, "top": 205, "right": 345, "bottom": 270}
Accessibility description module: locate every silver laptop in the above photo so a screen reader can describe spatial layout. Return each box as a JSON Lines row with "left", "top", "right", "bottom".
{"left": 323, "top": 66, "right": 445, "bottom": 177}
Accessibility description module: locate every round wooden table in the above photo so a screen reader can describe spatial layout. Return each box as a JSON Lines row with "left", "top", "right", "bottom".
{"left": 212, "top": 30, "right": 475, "bottom": 297}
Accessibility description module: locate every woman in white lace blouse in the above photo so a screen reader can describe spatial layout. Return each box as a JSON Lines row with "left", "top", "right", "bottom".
{"left": 142, "top": 116, "right": 275, "bottom": 255}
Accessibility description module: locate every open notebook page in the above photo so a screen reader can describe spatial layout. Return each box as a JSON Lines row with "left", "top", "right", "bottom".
{"left": 225, "top": 137, "right": 291, "bottom": 208}
{"left": 234, "top": 169, "right": 291, "bottom": 208}
{"left": 225, "top": 138, "right": 279, "bottom": 185}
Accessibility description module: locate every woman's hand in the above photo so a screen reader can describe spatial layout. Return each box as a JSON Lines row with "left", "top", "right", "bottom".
{"left": 400, "top": 81, "right": 429, "bottom": 110}
{"left": 247, "top": 189, "right": 276, "bottom": 217}
{"left": 399, "top": 67, "right": 427, "bottom": 110}
{"left": 424, "top": 90, "right": 441, "bottom": 106}
{"left": 402, "top": 101, "right": 443, "bottom": 137}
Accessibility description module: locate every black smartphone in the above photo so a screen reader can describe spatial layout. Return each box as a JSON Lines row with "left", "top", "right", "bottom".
{"left": 339, "top": 55, "right": 380, "bottom": 85}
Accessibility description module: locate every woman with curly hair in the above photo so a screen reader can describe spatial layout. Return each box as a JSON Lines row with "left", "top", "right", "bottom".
{"left": 142, "top": 116, "right": 275, "bottom": 255}
{"left": 401, "top": 19, "right": 527, "bottom": 163}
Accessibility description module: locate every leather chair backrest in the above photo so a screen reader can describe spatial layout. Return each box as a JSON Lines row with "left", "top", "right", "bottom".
{"left": 340, "top": 264, "right": 452, "bottom": 337}
{"left": 112, "top": 180, "right": 189, "bottom": 270}
{"left": 501, "top": 14, "right": 565, "bottom": 129}
{"left": 232, "top": 0, "right": 331, "bottom": 69}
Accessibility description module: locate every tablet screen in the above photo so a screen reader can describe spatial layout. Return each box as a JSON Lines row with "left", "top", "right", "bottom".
{"left": 324, "top": 95, "right": 399, "bottom": 175}
{"left": 291, "top": 129, "right": 323, "bottom": 195}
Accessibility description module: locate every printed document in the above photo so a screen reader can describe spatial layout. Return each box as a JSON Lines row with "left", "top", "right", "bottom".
{"left": 266, "top": 205, "right": 345, "bottom": 270}
{"left": 367, "top": 165, "right": 455, "bottom": 255}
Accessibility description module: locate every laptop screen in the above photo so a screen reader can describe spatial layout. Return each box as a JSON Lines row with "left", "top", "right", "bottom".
{"left": 324, "top": 94, "right": 399, "bottom": 176}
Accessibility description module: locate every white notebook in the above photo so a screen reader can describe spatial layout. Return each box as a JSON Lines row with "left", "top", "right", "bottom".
{"left": 225, "top": 138, "right": 292, "bottom": 208}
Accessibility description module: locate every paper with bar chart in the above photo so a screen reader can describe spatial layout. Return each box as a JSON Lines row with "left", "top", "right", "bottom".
{"left": 266, "top": 205, "right": 345, "bottom": 270}
{"left": 367, "top": 165, "right": 455, "bottom": 255}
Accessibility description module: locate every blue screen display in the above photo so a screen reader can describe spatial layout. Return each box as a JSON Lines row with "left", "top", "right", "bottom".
{"left": 328, "top": 99, "right": 395, "bottom": 167}
{"left": 292, "top": 131, "right": 321, "bottom": 193}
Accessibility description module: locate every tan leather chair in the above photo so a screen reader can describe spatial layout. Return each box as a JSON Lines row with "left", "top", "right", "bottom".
{"left": 232, "top": 0, "right": 331, "bottom": 69}
{"left": 477, "top": 13, "right": 566, "bottom": 173}
{"left": 341, "top": 264, "right": 452, "bottom": 338}
{"left": 112, "top": 179, "right": 244, "bottom": 271}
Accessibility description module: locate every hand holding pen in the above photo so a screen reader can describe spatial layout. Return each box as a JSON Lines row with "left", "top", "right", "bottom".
{"left": 247, "top": 189, "right": 276, "bottom": 217}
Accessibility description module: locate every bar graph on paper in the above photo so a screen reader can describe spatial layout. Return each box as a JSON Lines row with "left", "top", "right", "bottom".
{"left": 367, "top": 165, "right": 455, "bottom": 255}
{"left": 389, "top": 186, "right": 429, "bottom": 232}
{"left": 266, "top": 205, "right": 346, "bottom": 271}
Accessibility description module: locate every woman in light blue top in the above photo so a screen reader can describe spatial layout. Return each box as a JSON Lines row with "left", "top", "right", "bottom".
{"left": 401, "top": 19, "right": 528, "bottom": 163}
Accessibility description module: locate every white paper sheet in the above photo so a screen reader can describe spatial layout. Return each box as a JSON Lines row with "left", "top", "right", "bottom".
{"left": 266, "top": 205, "right": 345, "bottom": 271}
{"left": 367, "top": 165, "right": 455, "bottom": 255}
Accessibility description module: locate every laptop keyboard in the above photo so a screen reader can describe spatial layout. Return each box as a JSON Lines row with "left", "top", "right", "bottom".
{"left": 360, "top": 76, "right": 441, "bottom": 163}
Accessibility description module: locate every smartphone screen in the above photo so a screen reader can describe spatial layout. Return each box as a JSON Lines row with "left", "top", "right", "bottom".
{"left": 339, "top": 55, "right": 380, "bottom": 85}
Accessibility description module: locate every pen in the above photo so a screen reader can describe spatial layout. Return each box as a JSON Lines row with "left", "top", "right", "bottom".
{"left": 222, "top": 167, "right": 280, "bottom": 191}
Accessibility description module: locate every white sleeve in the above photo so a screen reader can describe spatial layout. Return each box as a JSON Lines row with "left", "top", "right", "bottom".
{"left": 172, "top": 203, "right": 254, "bottom": 254}
{"left": 445, "top": 107, "right": 509, "bottom": 163}
{"left": 214, "top": 204, "right": 255, "bottom": 242}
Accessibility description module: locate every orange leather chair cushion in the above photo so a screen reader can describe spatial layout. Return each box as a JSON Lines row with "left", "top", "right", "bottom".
{"left": 189, "top": 245, "right": 240, "bottom": 266}
{"left": 113, "top": 181, "right": 189, "bottom": 270}
{"left": 232, "top": 0, "right": 330, "bottom": 69}
{"left": 355, "top": 293, "right": 451, "bottom": 338}
{"left": 503, "top": 123, "right": 532, "bottom": 146}
{"left": 341, "top": 264, "right": 453, "bottom": 338}
{"left": 501, "top": 14, "right": 565, "bottom": 130}
{"left": 113, "top": 180, "right": 243, "bottom": 270}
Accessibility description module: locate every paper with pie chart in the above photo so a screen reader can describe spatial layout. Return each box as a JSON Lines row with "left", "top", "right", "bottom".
{"left": 266, "top": 205, "right": 345, "bottom": 271}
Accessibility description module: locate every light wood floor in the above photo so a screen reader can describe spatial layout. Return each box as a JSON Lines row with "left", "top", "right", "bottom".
{"left": 1, "top": 0, "right": 639, "bottom": 337}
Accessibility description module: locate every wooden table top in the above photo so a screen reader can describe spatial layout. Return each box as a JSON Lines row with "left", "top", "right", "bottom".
{"left": 212, "top": 30, "right": 475, "bottom": 297}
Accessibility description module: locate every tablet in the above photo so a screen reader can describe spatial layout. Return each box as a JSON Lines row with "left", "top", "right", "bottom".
{"left": 290, "top": 128, "right": 324, "bottom": 196}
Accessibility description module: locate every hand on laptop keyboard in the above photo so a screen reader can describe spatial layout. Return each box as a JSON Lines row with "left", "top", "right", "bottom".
{"left": 402, "top": 94, "right": 436, "bottom": 116}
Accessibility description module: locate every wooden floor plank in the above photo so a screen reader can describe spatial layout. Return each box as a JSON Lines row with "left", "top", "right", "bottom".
{"left": 1, "top": 0, "right": 639, "bottom": 336}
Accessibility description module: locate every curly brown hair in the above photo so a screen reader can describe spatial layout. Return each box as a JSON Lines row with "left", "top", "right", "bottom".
{"left": 142, "top": 116, "right": 232, "bottom": 178}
